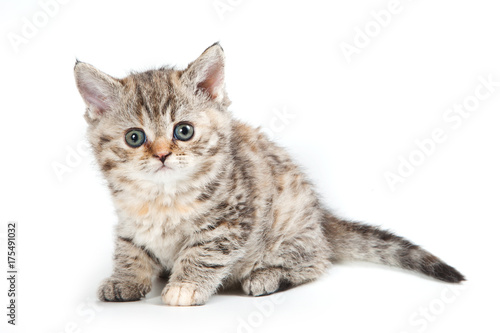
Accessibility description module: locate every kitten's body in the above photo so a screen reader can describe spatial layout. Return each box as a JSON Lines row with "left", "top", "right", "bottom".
{"left": 75, "top": 44, "right": 464, "bottom": 306}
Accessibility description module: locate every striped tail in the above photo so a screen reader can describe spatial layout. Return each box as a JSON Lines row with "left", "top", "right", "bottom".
{"left": 322, "top": 214, "right": 465, "bottom": 283}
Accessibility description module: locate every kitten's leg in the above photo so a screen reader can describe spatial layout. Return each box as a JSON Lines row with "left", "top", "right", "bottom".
{"left": 98, "top": 236, "right": 161, "bottom": 302}
{"left": 242, "top": 263, "right": 328, "bottom": 296}
{"left": 162, "top": 231, "right": 241, "bottom": 306}
{"left": 242, "top": 235, "right": 330, "bottom": 297}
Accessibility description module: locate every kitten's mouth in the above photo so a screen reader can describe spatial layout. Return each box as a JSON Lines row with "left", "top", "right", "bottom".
{"left": 155, "top": 164, "right": 172, "bottom": 172}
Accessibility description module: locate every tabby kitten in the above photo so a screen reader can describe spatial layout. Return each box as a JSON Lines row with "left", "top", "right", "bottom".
{"left": 74, "top": 43, "right": 464, "bottom": 306}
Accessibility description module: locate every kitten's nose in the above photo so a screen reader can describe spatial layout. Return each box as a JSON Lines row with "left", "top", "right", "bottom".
{"left": 154, "top": 152, "right": 171, "bottom": 164}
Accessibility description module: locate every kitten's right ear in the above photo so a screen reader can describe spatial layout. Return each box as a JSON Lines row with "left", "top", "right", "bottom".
{"left": 74, "top": 61, "right": 122, "bottom": 120}
{"left": 182, "top": 43, "right": 227, "bottom": 103}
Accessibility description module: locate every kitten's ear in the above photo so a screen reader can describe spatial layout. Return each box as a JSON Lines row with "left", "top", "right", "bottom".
{"left": 74, "top": 61, "right": 123, "bottom": 120}
{"left": 182, "top": 43, "right": 226, "bottom": 103}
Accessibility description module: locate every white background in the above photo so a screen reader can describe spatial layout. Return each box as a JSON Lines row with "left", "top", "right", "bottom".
{"left": 1, "top": 0, "right": 499, "bottom": 332}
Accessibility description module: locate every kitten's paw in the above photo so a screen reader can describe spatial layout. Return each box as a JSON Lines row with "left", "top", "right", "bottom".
{"left": 98, "top": 277, "right": 150, "bottom": 302}
{"left": 242, "top": 268, "right": 284, "bottom": 296}
{"left": 161, "top": 282, "right": 207, "bottom": 306}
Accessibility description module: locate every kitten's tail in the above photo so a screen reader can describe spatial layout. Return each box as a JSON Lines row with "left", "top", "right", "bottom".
{"left": 322, "top": 214, "right": 465, "bottom": 283}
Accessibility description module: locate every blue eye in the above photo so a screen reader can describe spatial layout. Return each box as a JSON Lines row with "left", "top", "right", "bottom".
{"left": 174, "top": 123, "right": 194, "bottom": 141}
{"left": 125, "top": 129, "right": 146, "bottom": 148}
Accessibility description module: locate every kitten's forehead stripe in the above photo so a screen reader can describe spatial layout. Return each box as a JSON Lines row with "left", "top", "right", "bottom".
{"left": 135, "top": 77, "right": 157, "bottom": 125}
{"left": 161, "top": 93, "right": 171, "bottom": 118}
{"left": 168, "top": 71, "right": 180, "bottom": 123}
{"left": 129, "top": 81, "right": 146, "bottom": 122}
{"left": 161, "top": 70, "right": 173, "bottom": 117}
{"left": 136, "top": 85, "right": 153, "bottom": 120}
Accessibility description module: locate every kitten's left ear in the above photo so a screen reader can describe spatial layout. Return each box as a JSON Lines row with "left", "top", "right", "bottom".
{"left": 182, "top": 43, "right": 227, "bottom": 104}
{"left": 74, "top": 61, "right": 123, "bottom": 120}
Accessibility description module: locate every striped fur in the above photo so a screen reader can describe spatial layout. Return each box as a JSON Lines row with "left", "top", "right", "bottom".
{"left": 74, "top": 44, "right": 464, "bottom": 306}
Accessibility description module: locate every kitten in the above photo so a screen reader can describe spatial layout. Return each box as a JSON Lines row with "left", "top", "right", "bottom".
{"left": 74, "top": 43, "right": 464, "bottom": 306}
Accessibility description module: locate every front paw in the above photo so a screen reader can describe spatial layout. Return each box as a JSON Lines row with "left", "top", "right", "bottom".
{"left": 161, "top": 282, "right": 208, "bottom": 306}
{"left": 98, "top": 277, "right": 151, "bottom": 302}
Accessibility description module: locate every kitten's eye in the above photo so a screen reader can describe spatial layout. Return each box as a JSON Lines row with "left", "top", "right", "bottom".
{"left": 174, "top": 123, "right": 194, "bottom": 141}
{"left": 125, "top": 129, "right": 146, "bottom": 148}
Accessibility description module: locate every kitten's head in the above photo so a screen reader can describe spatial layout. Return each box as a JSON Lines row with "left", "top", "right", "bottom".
{"left": 74, "top": 44, "right": 231, "bottom": 193}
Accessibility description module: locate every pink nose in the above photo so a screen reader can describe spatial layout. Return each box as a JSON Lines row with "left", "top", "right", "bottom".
{"left": 154, "top": 152, "right": 171, "bottom": 163}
